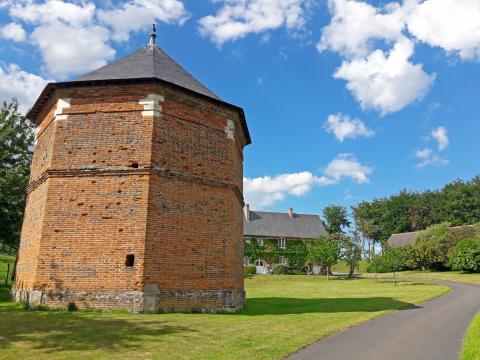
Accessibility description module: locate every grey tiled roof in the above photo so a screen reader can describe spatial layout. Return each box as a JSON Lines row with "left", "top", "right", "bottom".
{"left": 388, "top": 231, "right": 420, "bottom": 247}
{"left": 74, "top": 45, "right": 220, "bottom": 100}
{"left": 244, "top": 211, "right": 327, "bottom": 239}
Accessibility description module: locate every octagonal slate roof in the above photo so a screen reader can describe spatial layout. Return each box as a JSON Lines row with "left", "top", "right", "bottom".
{"left": 74, "top": 45, "right": 220, "bottom": 100}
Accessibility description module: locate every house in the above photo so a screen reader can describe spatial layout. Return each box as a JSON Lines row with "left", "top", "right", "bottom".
{"left": 388, "top": 224, "right": 476, "bottom": 248}
{"left": 13, "top": 27, "right": 251, "bottom": 313}
{"left": 388, "top": 231, "right": 421, "bottom": 248}
{"left": 243, "top": 204, "right": 327, "bottom": 274}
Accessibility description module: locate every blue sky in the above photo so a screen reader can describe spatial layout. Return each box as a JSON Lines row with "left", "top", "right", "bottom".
{"left": 0, "top": 0, "right": 479, "bottom": 214}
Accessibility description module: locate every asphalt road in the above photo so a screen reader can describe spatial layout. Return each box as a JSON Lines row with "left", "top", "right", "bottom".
{"left": 287, "top": 282, "right": 480, "bottom": 360}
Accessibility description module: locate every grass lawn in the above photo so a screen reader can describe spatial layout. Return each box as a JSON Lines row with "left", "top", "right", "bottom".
{"left": 0, "top": 254, "right": 15, "bottom": 285}
{"left": 0, "top": 275, "right": 448, "bottom": 360}
{"left": 362, "top": 270, "right": 480, "bottom": 285}
{"left": 462, "top": 312, "right": 480, "bottom": 360}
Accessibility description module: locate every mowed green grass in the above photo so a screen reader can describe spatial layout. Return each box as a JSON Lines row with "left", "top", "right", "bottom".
{"left": 462, "top": 313, "right": 480, "bottom": 360}
{"left": 0, "top": 276, "right": 448, "bottom": 360}
{"left": 0, "top": 255, "right": 15, "bottom": 285}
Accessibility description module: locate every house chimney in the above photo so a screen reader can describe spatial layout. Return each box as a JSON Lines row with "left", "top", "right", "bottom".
{"left": 288, "top": 208, "right": 293, "bottom": 219}
{"left": 244, "top": 204, "right": 250, "bottom": 222}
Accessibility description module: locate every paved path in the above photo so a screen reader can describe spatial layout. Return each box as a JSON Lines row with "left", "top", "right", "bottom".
{"left": 288, "top": 282, "right": 480, "bottom": 360}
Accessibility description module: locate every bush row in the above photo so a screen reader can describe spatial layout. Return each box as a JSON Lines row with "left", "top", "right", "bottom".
{"left": 368, "top": 223, "right": 480, "bottom": 273}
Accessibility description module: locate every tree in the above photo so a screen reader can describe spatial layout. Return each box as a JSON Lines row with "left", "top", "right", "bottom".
{"left": 383, "top": 247, "right": 407, "bottom": 285}
{"left": 323, "top": 205, "right": 350, "bottom": 234}
{"left": 305, "top": 235, "right": 340, "bottom": 280}
{"left": 449, "top": 238, "right": 480, "bottom": 273}
{"left": 340, "top": 234, "right": 362, "bottom": 278}
{"left": 0, "top": 99, "right": 34, "bottom": 252}
{"left": 409, "top": 223, "right": 450, "bottom": 270}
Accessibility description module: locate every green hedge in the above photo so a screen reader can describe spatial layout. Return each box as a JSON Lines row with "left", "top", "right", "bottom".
{"left": 273, "top": 264, "right": 289, "bottom": 274}
{"left": 244, "top": 265, "right": 256, "bottom": 276}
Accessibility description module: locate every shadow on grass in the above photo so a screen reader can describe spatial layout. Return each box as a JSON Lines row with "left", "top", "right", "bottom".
{"left": 0, "top": 285, "right": 195, "bottom": 354}
{"left": 238, "top": 297, "right": 420, "bottom": 316}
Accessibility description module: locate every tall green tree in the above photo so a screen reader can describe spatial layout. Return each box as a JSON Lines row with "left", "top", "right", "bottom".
{"left": 305, "top": 235, "right": 340, "bottom": 280}
{"left": 0, "top": 99, "right": 34, "bottom": 252}
{"left": 383, "top": 247, "right": 407, "bottom": 285}
{"left": 323, "top": 204, "right": 350, "bottom": 234}
{"left": 340, "top": 234, "right": 362, "bottom": 278}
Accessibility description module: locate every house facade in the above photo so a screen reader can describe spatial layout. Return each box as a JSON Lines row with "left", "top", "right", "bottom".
{"left": 243, "top": 205, "right": 327, "bottom": 274}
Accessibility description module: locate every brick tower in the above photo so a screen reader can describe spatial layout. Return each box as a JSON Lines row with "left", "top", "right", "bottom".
{"left": 12, "top": 29, "right": 251, "bottom": 313}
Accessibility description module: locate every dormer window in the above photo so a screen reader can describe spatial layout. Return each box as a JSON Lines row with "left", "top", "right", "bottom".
{"left": 278, "top": 238, "right": 286, "bottom": 249}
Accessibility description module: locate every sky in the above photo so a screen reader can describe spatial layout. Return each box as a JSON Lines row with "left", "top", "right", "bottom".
{"left": 0, "top": 0, "right": 479, "bottom": 215}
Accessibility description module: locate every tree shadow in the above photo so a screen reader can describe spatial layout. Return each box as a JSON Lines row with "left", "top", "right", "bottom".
{"left": 237, "top": 297, "right": 421, "bottom": 316}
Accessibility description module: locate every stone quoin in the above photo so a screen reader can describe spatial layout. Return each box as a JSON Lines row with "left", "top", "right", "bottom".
{"left": 12, "top": 27, "right": 251, "bottom": 313}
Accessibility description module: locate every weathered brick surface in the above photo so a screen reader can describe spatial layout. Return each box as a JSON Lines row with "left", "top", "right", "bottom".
{"left": 14, "top": 81, "right": 247, "bottom": 312}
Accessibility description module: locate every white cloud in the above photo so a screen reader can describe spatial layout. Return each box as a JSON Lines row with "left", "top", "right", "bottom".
{"left": 318, "top": 0, "right": 406, "bottom": 59}
{"left": 431, "top": 126, "right": 449, "bottom": 151}
{"left": 318, "top": 0, "right": 480, "bottom": 115}
{"left": 0, "top": 22, "right": 27, "bottom": 42}
{"left": 334, "top": 38, "right": 435, "bottom": 115}
{"left": 98, "top": 0, "right": 189, "bottom": 42}
{"left": 325, "top": 113, "right": 374, "bottom": 141}
{"left": 244, "top": 153, "right": 372, "bottom": 209}
{"left": 0, "top": 64, "right": 50, "bottom": 114}
{"left": 9, "top": 0, "right": 96, "bottom": 27}
{"left": 415, "top": 147, "right": 432, "bottom": 159}
{"left": 6, "top": 0, "right": 191, "bottom": 78}
{"left": 414, "top": 126, "right": 449, "bottom": 167}
{"left": 415, "top": 147, "right": 449, "bottom": 168}
{"left": 407, "top": 0, "right": 480, "bottom": 61}
{"left": 324, "top": 153, "right": 372, "bottom": 184}
{"left": 198, "top": 0, "right": 310, "bottom": 45}
{"left": 244, "top": 171, "right": 335, "bottom": 209}
{"left": 31, "top": 23, "right": 115, "bottom": 79}
{"left": 9, "top": 1, "right": 115, "bottom": 79}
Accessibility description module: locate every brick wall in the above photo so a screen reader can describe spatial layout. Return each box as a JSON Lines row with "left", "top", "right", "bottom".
{"left": 14, "top": 80, "right": 247, "bottom": 312}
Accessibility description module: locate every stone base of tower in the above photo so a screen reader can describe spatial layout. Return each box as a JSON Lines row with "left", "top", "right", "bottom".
{"left": 11, "top": 286, "right": 245, "bottom": 313}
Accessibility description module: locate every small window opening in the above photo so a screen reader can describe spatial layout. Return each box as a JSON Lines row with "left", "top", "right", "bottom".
{"left": 130, "top": 162, "right": 139, "bottom": 168}
{"left": 125, "top": 254, "right": 135, "bottom": 267}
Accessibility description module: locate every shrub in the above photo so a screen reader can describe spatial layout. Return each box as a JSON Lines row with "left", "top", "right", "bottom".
{"left": 366, "top": 247, "right": 408, "bottom": 274}
{"left": 410, "top": 223, "right": 451, "bottom": 270}
{"left": 244, "top": 265, "right": 256, "bottom": 276}
{"left": 449, "top": 238, "right": 480, "bottom": 272}
{"left": 366, "top": 257, "right": 392, "bottom": 273}
{"left": 272, "top": 264, "right": 289, "bottom": 274}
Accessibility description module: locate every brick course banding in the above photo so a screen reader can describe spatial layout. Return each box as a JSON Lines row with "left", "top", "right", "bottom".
{"left": 14, "top": 79, "right": 249, "bottom": 313}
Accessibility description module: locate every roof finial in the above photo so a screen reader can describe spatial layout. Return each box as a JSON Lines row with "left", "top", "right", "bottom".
{"left": 149, "top": 24, "right": 157, "bottom": 46}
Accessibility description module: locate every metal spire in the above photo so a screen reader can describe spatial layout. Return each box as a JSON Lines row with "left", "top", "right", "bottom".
{"left": 149, "top": 24, "right": 157, "bottom": 46}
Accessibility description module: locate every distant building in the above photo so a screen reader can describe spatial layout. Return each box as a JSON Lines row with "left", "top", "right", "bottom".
{"left": 243, "top": 205, "right": 327, "bottom": 274}
{"left": 388, "top": 231, "right": 421, "bottom": 248}
{"left": 388, "top": 224, "right": 476, "bottom": 248}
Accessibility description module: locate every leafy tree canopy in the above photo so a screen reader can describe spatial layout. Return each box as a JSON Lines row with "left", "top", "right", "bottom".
{"left": 352, "top": 176, "right": 480, "bottom": 248}
{"left": 0, "top": 99, "right": 34, "bottom": 252}
{"left": 323, "top": 204, "right": 350, "bottom": 234}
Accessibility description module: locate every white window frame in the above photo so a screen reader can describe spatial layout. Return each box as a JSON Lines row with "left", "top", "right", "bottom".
{"left": 244, "top": 256, "right": 250, "bottom": 266}
{"left": 257, "top": 239, "right": 264, "bottom": 247}
{"left": 278, "top": 237, "right": 286, "bottom": 249}
{"left": 279, "top": 256, "right": 287, "bottom": 265}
